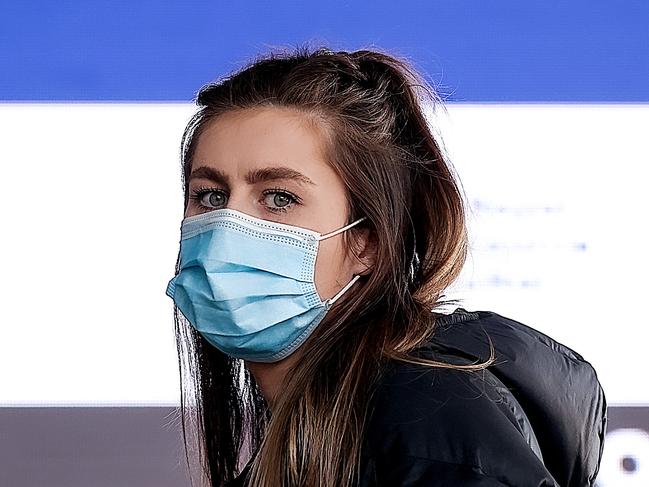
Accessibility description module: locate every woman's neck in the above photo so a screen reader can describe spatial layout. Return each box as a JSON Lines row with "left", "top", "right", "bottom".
{"left": 244, "top": 350, "right": 302, "bottom": 410}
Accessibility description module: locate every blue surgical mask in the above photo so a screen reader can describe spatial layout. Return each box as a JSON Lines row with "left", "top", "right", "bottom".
{"left": 165, "top": 208, "right": 366, "bottom": 363}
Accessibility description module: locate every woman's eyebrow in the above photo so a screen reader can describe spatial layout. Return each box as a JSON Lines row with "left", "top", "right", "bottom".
{"left": 189, "top": 165, "right": 316, "bottom": 186}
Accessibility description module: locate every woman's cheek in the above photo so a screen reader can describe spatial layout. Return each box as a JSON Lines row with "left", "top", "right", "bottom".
{"left": 314, "top": 242, "right": 346, "bottom": 300}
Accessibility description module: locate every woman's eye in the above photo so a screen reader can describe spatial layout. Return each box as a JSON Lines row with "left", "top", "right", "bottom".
{"left": 204, "top": 190, "right": 227, "bottom": 208}
{"left": 189, "top": 188, "right": 226, "bottom": 210}
{"left": 262, "top": 190, "right": 300, "bottom": 213}
{"left": 265, "top": 192, "right": 290, "bottom": 208}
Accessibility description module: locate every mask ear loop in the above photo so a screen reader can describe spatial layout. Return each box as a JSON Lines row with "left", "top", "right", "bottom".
{"left": 408, "top": 225, "right": 420, "bottom": 284}
{"left": 325, "top": 274, "right": 362, "bottom": 309}
{"left": 316, "top": 216, "right": 367, "bottom": 241}
{"left": 317, "top": 216, "right": 368, "bottom": 309}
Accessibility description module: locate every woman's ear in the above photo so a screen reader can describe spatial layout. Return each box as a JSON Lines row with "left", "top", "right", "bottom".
{"left": 349, "top": 227, "right": 377, "bottom": 276}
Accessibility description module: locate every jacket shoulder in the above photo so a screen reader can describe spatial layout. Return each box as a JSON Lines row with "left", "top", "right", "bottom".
{"left": 424, "top": 308, "right": 607, "bottom": 487}
{"left": 360, "top": 358, "right": 559, "bottom": 486}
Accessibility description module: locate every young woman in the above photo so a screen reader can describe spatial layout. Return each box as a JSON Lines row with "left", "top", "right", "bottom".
{"left": 165, "top": 45, "right": 606, "bottom": 486}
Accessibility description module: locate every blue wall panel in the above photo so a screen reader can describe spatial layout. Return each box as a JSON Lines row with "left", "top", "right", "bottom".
{"left": 2, "top": 0, "right": 648, "bottom": 102}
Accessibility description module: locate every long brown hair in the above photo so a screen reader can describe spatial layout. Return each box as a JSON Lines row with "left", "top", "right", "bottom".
{"left": 170, "top": 43, "right": 495, "bottom": 487}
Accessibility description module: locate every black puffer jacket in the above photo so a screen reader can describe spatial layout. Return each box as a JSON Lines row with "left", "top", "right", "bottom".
{"left": 227, "top": 308, "right": 607, "bottom": 486}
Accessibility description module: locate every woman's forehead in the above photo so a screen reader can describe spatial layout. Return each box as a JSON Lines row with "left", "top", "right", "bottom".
{"left": 191, "top": 107, "right": 336, "bottom": 184}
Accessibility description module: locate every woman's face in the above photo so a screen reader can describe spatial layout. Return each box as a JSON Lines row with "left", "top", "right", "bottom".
{"left": 186, "top": 106, "right": 373, "bottom": 302}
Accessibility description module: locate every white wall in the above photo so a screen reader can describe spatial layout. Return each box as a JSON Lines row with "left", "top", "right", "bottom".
{"left": 1, "top": 103, "right": 646, "bottom": 406}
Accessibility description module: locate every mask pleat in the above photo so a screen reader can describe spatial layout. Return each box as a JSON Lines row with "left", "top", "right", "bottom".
{"left": 179, "top": 228, "right": 316, "bottom": 281}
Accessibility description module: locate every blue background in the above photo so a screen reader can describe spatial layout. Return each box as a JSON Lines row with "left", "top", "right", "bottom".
{"left": 2, "top": 0, "right": 648, "bottom": 102}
